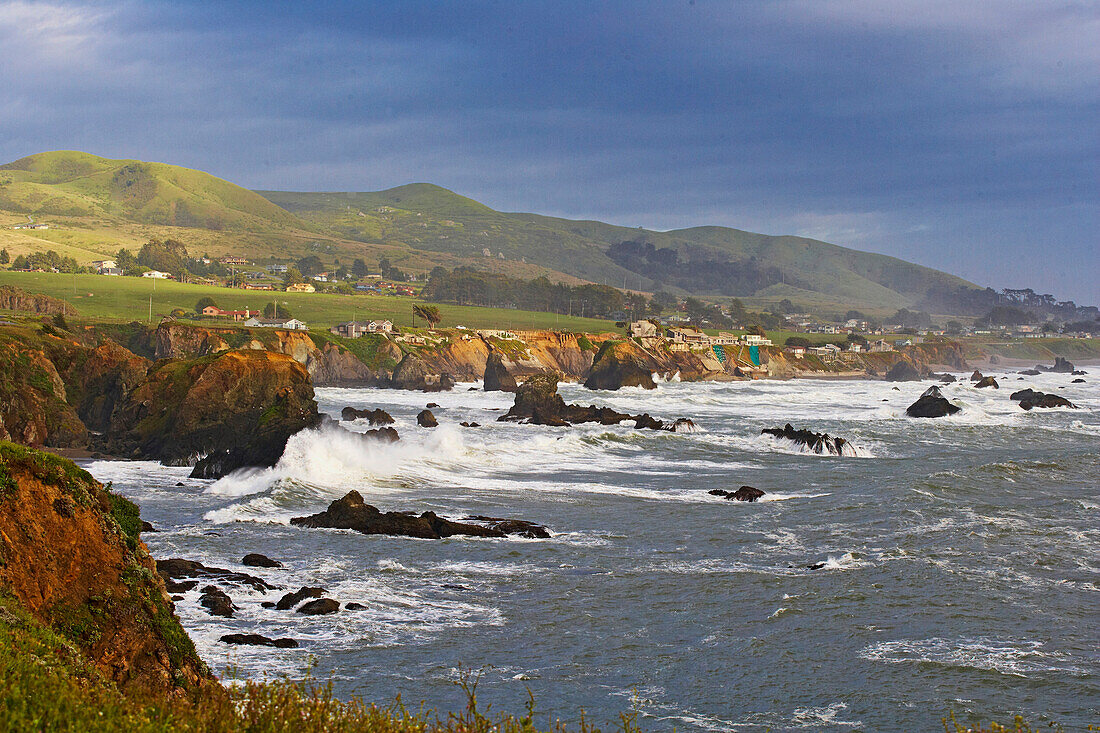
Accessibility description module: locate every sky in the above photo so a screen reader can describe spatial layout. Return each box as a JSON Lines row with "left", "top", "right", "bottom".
{"left": 0, "top": 0, "right": 1097, "bottom": 303}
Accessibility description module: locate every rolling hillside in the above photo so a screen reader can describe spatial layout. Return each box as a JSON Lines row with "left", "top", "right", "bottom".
{"left": 0, "top": 151, "right": 981, "bottom": 310}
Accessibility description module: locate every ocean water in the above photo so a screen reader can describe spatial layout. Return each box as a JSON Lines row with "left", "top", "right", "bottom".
{"left": 89, "top": 372, "right": 1100, "bottom": 731}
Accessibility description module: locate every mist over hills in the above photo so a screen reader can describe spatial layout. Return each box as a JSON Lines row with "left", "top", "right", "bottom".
{"left": 1, "top": 151, "right": 994, "bottom": 311}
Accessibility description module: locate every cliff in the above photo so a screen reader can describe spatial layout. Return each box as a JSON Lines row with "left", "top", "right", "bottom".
{"left": 0, "top": 442, "right": 210, "bottom": 694}
{"left": 106, "top": 350, "right": 321, "bottom": 475}
{"left": 0, "top": 284, "right": 78, "bottom": 316}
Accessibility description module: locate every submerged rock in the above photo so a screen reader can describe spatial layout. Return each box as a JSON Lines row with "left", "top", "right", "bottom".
{"left": 760, "top": 424, "right": 850, "bottom": 455}
{"left": 709, "top": 486, "right": 765, "bottom": 502}
{"left": 1018, "top": 369, "right": 1041, "bottom": 376}
{"left": 242, "top": 553, "right": 281, "bottom": 568}
{"left": 156, "top": 558, "right": 277, "bottom": 591}
{"left": 974, "top": 376, "right": 999, "bottom": 389}
{"left": 1010, "top": 388, "right": 1077, "bottom": 410}
{"left": 345, "top": 602, "right": 368, "bottom": 610}
{"left": 275, "top": 586, "right": 326, "bottom": 611}
{"left": 905, "top": 385, "right": 961, "bottom": 418}
{"left": 290, "top": 491, "right": 506, "bottom": 539}
{"left": 199, "top": 586, "right": 235, "bottom": 618}
{"left": 297, "top": 598, "right": 340, "bottom": 615}
{"left": 465, "top": 515, "right": 551, "bottom": 539}
{"left": 417, "top": 409, "right": 438, "bottom": 428}
{"left": 340, "top": 406, "right": 394, "bottom": 425}
{"left": 1072, "top": 378, "right": 1086, "bottom": 383}
{"left": 220, "top": 633, "right": 298, "bottom": 648}
{"left": 884, "top": 361, "right": 922, "bottom": 382}
{"left": 483, "top": 351, "right": 518, "bottom": 392}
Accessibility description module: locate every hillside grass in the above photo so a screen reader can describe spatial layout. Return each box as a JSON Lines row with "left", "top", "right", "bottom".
{"left": 0, "top": 271, "right": 617, "bottom": 332}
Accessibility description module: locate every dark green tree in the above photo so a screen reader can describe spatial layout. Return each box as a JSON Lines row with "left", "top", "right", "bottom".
{"left": 0, "top": 248, "right": 9, "bottom": 265}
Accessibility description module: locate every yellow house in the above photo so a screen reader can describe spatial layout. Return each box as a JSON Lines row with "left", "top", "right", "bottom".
{"left": 285, "top": 283, "right": 316, "bottom": 293}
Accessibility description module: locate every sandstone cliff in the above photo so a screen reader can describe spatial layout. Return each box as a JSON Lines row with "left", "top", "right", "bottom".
{"left": 0, "top": 284, "right": 78, "bottom": 316}
{"left": 0, "top": 442, "right": 210, "bottom": 694}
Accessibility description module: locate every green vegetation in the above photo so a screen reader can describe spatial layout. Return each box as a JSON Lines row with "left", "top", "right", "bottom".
{"left": 0, "top": 151, "right": 991, "bottom": 312}
{"left": 0, "top": 271, "right": 617, "bottom": 331}
{"left": 0, "top": 590, "right": 641, "bottom": 732}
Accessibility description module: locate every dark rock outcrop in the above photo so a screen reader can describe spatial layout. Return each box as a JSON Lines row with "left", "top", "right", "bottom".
{"left": 500, "top": 372, "right": 689, "bottom": 431}
{"left": 220, "top": 633, "right": 298, "bottom": 648}
{"left": 1018, "top": 369, "right": 1041, "bottom": 376}
{"left": 340, "top": 406, "right": 394, "bottom": 424}
{"left": 465, "top": 515, "right": 551, "bottom": 539}
{"left": 459, "top": 421, "right": 480, "bottom": 428}
{"left": 483, "top": 351, "right": 518, "bottom": 392}
{"left": 1048, "top": 357, "right": 1074, "bottom": 373}
{"left": 290, "top": 491, "right": 505, "bottom": 539}
{"left": 297, "top": 598, "right": 340, "bottom": 615}
{"left": 974, "top": 376, "right": 999, "bottom": 389}
{"left": 156, "top": 558, "right": 276, "bottom": 592}
{"left": 884, "top": 361, "right": 922, "bottom": 382}
{"left": 389, "top": 353, "right": 454, "bottom": 392}
{"left": 760, "top": 424, "right": 850, "bottom": 455}
{"left": 970, "top": 370, "right": 984, "bottom": 381}
{"left": 1010, "top": 388, "right": 1077, "bottom": 410}
{"left": 345, "top": 602, "right": 368, "bottom": 610}
{"left": 417, "top": 409, "right": 438, "bottom": 428}
{"left": 709, "top": 486, "right": 765, "bottom": 502}
{"left": 242, "top": 553, "right": 281, "bottom": 568}
{"left": 584, "top": 341, "right": 657, "bottom": 390}
{"left": 905, "top": 385, "right": 961, "bottom": 418}
{"left": 199, "top": 586, "right": 235, "bottom": 618}
{"left": 1072, "top": 378, "right": 1086, "bottom": 383}
{"left": 275, "top": 587, "right": 326, "bottom": 611}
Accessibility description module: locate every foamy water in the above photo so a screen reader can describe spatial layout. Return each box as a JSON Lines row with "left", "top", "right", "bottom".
{"left": 87, "top": 370, "right": 1100, "bottom": 731}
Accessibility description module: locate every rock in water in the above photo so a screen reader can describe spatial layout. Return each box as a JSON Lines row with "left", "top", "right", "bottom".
{"left": 198, "top": 586, "right": 235, "bottom": 618}
{"left": 220, "top": 633, "right": 298, "bottom": 648}
{"left": 1072, "top": 378, "right": 1086, "bottom": 384}
{"left": 584, "top": 341, "right": 657, "bottom": 390}
{"left": 970, "top": 370, "right": 984, "bottom": 381}
{"left": 708, "top": 486, "right": 765, "bottom": 502}
{"left": 905, "top": 385, "right": 961, "bottom": 418}
{"left": 465, "top": 515, "right": 552, "bottom": 539}
{"left": 1049, "top": 356, "right": 1074, "bottom": 373}
{"left": 242, "top": 553, "right": 281, "bottom": 568}
{"left": 156, "top": 558, "right": 277, "bottom": 591}
{"left": 1010, "top": 388, "right": 1077, "bottom": 410}
{"left": 297, "top": 598, "right": 341, "bottom": 615}
{"left": 341, "top": 407, "right": 394, "bottom": 424}
{"left": 761, "top": 424, "right": 850, "bottom": 455}
{"left": 417, "top": 409, "right": 438, "bottom": 428}
{"left": 500, "top": 373, "right": 569, "bottom": 422}
{"left": 974, "top": 376, "right": 999, "bottom": 389}
{"left": 1018, "top": 369, "right": 1041, "bottom": 376}
{"left": 483, "top": 352, "right": 518, "bottom": 392}
{"left": 884, "top": 361, "right": 922, "bottom": 382}
{"left": 389, "top": 353, "right": 454, "bottom": 392}
{"left": 290, "top": 491, "right": 507, "bottom": 539}
{"left": 275, "top": 586, "right": 326, "bottom": 611}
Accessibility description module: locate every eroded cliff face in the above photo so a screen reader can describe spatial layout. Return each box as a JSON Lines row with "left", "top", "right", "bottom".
{"left": 106, "top": 350, "right": 320, "bottom": 469}
{"left": 0, "top": 442, "right": 210, "bottom": 694}
{"left": 0, "top": 329, "right": 87, "bottom": 447}
{"left": 0, "top": 284, "right": 78, "bottom": 315}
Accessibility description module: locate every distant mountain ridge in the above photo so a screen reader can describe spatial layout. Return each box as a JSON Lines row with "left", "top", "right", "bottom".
{"left": 1, "top": 151, "right": 979, "bottom": 310}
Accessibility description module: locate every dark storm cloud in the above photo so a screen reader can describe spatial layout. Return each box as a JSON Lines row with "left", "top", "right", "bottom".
{"left": 0, "top": 0, "right": 1096, "bottom": 301}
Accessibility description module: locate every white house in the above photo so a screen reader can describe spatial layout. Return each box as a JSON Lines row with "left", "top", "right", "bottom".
{"left": 142, "top": 270, "right": 170, "bottom": 279}
{"left": 244, "top": 316, "right": 308, "bottom": 330}
{"left": 330, "top": 320, "right": 393, "bottom": 338}
{"left": 628, "top": 320, "right": 658, "bottom": 338}
{"left": 740, "top": 334, "right": 774, "bottom": 346}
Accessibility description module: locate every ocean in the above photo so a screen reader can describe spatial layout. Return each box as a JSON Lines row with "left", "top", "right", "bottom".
{"left": 87, "top": 371, "right": 1100, "bottom": 731}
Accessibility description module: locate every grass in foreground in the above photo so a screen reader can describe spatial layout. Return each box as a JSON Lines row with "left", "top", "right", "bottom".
{"left": 0, "top": 592, "right": 638, "bottom": 733}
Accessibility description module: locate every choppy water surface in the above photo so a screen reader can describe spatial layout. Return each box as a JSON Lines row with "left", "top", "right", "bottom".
{"left": 90, "top": 372, "right": 1100, "bottom": 731}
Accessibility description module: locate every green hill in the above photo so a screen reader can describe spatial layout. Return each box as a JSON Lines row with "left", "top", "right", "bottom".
{"left": 266, "top": 185, "right": 977, "bottom": 309}
{"left": 0, "top": 151, "right": 981, "bottom": 310}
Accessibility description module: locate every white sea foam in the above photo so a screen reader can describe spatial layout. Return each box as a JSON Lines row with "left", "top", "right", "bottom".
{"left": 860, "top": 637, "right": 1092, "bottom": 677}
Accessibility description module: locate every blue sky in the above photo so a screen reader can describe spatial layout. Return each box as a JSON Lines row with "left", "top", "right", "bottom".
{"left": 1, "top": 0, "right": 1096, "bottom": 303}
